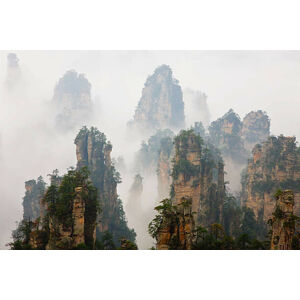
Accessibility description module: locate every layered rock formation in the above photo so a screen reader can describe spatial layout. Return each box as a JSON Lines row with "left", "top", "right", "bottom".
{"left": 242, "top": 136, "right": 300, "bottom": 223}
{"left": 46, "top": 185, "right": 91, "bottom": 250}
{"left": 11, "top": 128, "right": 135, "bottom": 250}
{"left": 155, "top": 199, "right": 195, "bottom": 250}
{"left": 157, "top": 136, "right": 174, "bottom": 199}
{"left": 172, "top": 130, "right": 225, "bottom": 226}
{"left": 53, "top": 70, "right": 92, "bottom": 131}
{"left": 209, "top": 109, "right": 248, "bottom": 192}
{"left": 23, "top": 176, "right": 46, "bottom": 221}
{"left": 75, "top": 126, "right": 136, "bottom": 245}
{"left": 242, "top": 110, "right": 270, "bottom": 151}
{"left": 10, "top": 167, "right": 98, "bottom": 250}
{"left": 134, "top": 129, "right": 174, "bottom": 175}
{"left": 152, "top": 130, "right": 225, "bottom": 249}
{"left": 270, "top": 190, "right": 295, "bottom": 250}
{"left": 129, "top": 65, "right": 185, "bottom": 133}
{"left": 209, "top": 109, "right": 247, "bottom": 163}
{"left": 208, "top": 109, "right": 270, "bottom": 192}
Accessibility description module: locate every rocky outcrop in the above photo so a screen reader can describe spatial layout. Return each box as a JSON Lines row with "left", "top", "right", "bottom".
{"left": 129, "top": 65, "right": 185, "bottom": 133}
{"left": 157, "top": 136, "right": 174, "bottom": 199}
{"left": 208, "top": 109, "right": 270, "bottom": 193}
{"left": 75, "top": 126, "right": 136, "bottom": 246}
{"left": 53, "top": 70, "right": 92, "bottom": 131}
{"left": 242, "top": 136, "right": 300, "bottom": 223}
{"left": 172, "top": 130, "right": 225, "bottom": 226}
{"left": 209, "top": 109, "right": 247, "bottom": 163}
{"left": 11, "top": 128, "right": 134, "bottom": 250}
{"left": 270, "top": 190, "right": 295, "bottom": 250}
{"left": 46, "top": 186, "right": 87, "bottom": 249}
{"left": 242, "top": 110, "right": 270, "bottom": 151}
{"left": 23, "top": 177, "right": 46, "bottom": 221}
{"left": 156, "top": 199, "right": 195, "bottom": 250}
{"left": 153, "top": 130, "right": 225, "bottom": 249}
{"left": 134, "top": 129, "right": 174, "bottom": 175}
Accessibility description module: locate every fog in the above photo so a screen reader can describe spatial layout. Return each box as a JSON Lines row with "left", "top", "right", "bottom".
{"left": 0, "top": 51, "right": 300, "bottom": 249}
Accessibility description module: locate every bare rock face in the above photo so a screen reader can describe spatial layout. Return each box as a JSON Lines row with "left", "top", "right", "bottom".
{"left": 270, "top": 190, "right": 295, "bottom": 250}
{"left": 242, "top": 136, "right": 300, "bottom": 223}
{"left": 157, "top": 136, "right": 174, "bottom": 200}
{"left": 129, "top": 65, "right": 185, "bottom": 133}
{"left": 209, "top": 109, "right": 248, "bottom": 193}
{"left": 23, "top": 177, "right": 46, "bottom": 221}
{"left": 155, "top": 130, "right": 225, "bottom": 249}
{"left": 242, "top": 110, "right": 270, "bottom": 151}
{"left": 156, "top": 200, "right": 195, "bottom": 250}
{"left": 208, "top": 109, "right": 271, "bottom": 193}
{"left": 134, "top": 129, "right": 174, "bottom": 175}
{"left": 72, "top": 187, "right": 86, "bottom": 246}
{"left": 209, "top": 109, "right": 247, "bottom": 162}
{"left": 75, "top": 127, "right": 136, "bottom": 246}
{"left": 46, "top": 186, "right": 88, "bottom": 249}
{"left": 172, "top": 130, "right": 225, "bottom": 226}
{"left": 53, "top": 70, "right": 92, "bottom": 131}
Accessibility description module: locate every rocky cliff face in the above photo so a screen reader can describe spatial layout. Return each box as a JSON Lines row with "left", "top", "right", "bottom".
{"left": 209, "top": 109, "right": 247, "bottom": 192}
{"left": 75, "top": 126, "right": 136, "bottom": 246}
{"left": 129, "top": 65, "right": 185, "bottom": 133}
{"left": 23, "top": 176, "right": 46, "bottom": 221}
{"left": 10, "top": 167, "right": 98, "bottom": 250}
{"left": 242, "top": 136, "right": 300, "bottom": 223}
{"left": 157, "top": 136, "right": 174, "bottom": 200}
{"left": 10, "top": 128, "right": 135, "bottom": 250}
{"left": 134, "top": 129, "right": 174, "bottom": 175}
{"left": 208, "top": 109, "right": 270, "bottom": 192}
{"left": 172, "top": 130, "right": 225, "bottom": 226}
{"left": 46, "top": 186, "right": 89, "bottom": 249}
{"left": 155, "top": 199, "right": 195, "bottom": 250}
{"left": 242, "top": 110, "right": 270, "bottom": 151}
{"left": 270, "top": 190, "right": 295, "bottom": 250}
{"left": 53, "top": 70, "right": 92, "bottom": 131}
{"left": 152, "top": 130, "right": 225, "bottom": 249}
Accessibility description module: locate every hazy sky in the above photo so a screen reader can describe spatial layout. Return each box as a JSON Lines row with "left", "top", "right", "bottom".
{"left": 0, "top": 51, "right": 300, "bottom": 248}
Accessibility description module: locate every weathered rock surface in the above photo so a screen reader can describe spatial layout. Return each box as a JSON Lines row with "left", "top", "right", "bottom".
{"left": 75, "top": 127, "right": 136, "bottom": 245}
{"left": 134, "top": 129, "right": 174, "bottom": 176}
{"left": 270, "top": 190, "right": 295, "bottom": 250}
{"left": 242, "top": 110, "right": 270, "bottom": 151}
{"left": 23, "top": 177, "right": 46, "bottom": 221}
{"left": 53, "top": 70, "right": 92, "bottom": 131}
{"left": 46, "top": 186, "right": 89, "bottom": 249}
{"left": 172, "top": 130, "right": 225, "bottom": 226}
{"left": 156, "top": 201, "right": 195, "bottom": 250}
{"left": 155, "top": 130, "right": 225, "bottom": 249}
{"left": 208, "top": 109, "right": 270, "bottom": 193}
{"left": 129, "top": 65, "right": 185, "bottom": 133}
{"left": 242, "top": 136, "right": 300, "bottom": 222}
{"left": 157, "top": 135, "right": 174, "bottom": 200}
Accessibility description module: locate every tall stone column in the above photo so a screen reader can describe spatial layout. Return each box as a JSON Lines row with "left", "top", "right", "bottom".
{"left": 271, "top": 190, "right": 295, "bottom": 250}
